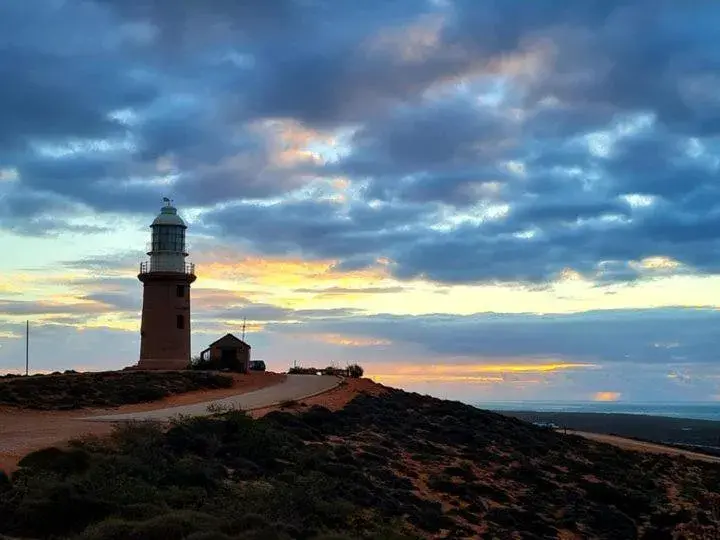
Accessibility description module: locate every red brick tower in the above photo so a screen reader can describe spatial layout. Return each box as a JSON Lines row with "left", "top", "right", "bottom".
{"left": 137, "top": 198, "right": 196, "bottom": 370}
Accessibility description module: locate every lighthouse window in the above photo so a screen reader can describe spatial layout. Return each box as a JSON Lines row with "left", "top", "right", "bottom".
{"left": 152, "top": 226, "right": 185, "bottom": 252}
{"left": 176, "top": 285, "right": 185, "bottom": 298}
{"left": 176, "top": 314, "right": 185, "bottom": 329}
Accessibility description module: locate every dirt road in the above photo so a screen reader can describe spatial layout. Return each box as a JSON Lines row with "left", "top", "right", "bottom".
{"left": 0, "top": 373, "right": 332, "bottom": 474}
{"left": 569, "top": 430, "right": 720, "bottom": 464}
{"left": 80, "top": 374, "right": 340, "bottom": 422}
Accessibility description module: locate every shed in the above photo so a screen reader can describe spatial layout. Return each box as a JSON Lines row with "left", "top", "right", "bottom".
{"left": 200, "top": 333, "right": 251, "bottom": 373}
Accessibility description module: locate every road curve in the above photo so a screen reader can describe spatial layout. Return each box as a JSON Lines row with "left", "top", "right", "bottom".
{"left": 569, "top": 430, "right": 720, "bottom": 464}
{"left": 79, "top": 375, "right": 341, "bottom": 423}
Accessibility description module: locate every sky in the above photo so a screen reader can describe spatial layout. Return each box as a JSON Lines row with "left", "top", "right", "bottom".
{"left": 1, "top": 0, "right": 720, "bottom": 403}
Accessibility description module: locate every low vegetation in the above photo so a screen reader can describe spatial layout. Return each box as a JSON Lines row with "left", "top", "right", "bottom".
{"left": 0, "top": 370, "right": 233, "bottom": 410}
{"left": 288, "top": 364, "right": 364, "bottom": 378}
{"left": 1, "top": 388, "right": 719, "bottom": 538}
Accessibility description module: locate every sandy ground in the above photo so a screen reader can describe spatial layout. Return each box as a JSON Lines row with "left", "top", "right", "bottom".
{"left": 0, "top": 372, "right": 284, "bottom": 474}
{"left": 248, "top": 377, "right": 390, "bottom": 418}
{"left": 569, "top": 430, "right": 720, "bottom": 464}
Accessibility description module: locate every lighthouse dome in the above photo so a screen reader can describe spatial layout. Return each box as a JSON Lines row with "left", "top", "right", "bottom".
{"left": 151, "top": 201, "right": 187, "bottom": 228}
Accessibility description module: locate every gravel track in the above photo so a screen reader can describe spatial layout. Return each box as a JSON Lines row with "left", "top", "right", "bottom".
{"left": 79, "top": 375, "right": 341, "bottom": 422}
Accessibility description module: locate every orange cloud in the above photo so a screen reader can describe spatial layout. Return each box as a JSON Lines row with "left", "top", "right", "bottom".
{"left": 247, "top": 118, "right": 340, "bottom": 168}
{"left": 208, "top": 321, "right": 265, "bottom": 334}
{"left": 195, "top": 254, "right": 395, "bottom": 314}
{"left": 381, "top": 362, "right": 596, "bottom": 376}
{"left": 307, "top": 333, "right": 392, "bottom": 347}
{"left": 365, "top": 362, "right": 594, "bottom": 385}
{"left": 199, "top": 255, "right": 389, "bottom": 287}
{"left": 593, "top": 391, "right": 621, "bottom": 402}
{"left": 373, "top": 373, "right": 505, "bottom": 384}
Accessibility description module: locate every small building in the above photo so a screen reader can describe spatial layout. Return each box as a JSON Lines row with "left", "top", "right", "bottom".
{"left": 200, "top": 333, "right": 251, "bottom": 373}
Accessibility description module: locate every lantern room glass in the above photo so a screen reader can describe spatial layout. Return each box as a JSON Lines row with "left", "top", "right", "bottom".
{"left": 151, "top": 225, "right": 186, "bottom": 253}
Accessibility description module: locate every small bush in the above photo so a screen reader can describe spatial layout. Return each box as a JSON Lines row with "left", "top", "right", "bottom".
{"left": 346, "top": 364, "right": 364, "bottom": 378}
{"left": 288, "top": 367, "right": 320, "bottom": 375}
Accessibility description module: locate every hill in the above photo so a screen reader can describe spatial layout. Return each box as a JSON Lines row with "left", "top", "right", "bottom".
{"left": 1, "top": 385, "right": 719, "bottom": 539}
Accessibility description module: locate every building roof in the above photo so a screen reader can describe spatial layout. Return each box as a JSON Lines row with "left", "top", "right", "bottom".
{"left": 207, "top": 333, "right": 251, "bottom": 349}
{"left": 151, "top": 201, "right": 187, "bottom": 227}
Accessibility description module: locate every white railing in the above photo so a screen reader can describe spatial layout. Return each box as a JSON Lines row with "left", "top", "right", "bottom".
{"left": 139, "top": 261, "right": 195, "bottom": 275}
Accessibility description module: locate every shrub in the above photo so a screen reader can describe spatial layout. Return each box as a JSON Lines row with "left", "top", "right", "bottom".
{"left": 0, "top": 371, "right": 233, "bottom": 410}
{"left": 1, "top": 384, "right": 718, "bottom": 540}
{"left": 188, "top": 356, "right": 216, "bottom": 370}
{"left": 322, "top": 367, "right": 346, "bottom": 376}
{"left": 17, "top": 447, "right": 91, "bottom": 476}
{"left": 346, "top": 364, "right": 364, "bottom": 378}
{"left": 288, "top": 367, "right": 319, "bottom": 375}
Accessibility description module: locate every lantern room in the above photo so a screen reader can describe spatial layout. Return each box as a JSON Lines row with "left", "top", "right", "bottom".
{"left": 144, "top": 198, "right": 190, "bottom": 274}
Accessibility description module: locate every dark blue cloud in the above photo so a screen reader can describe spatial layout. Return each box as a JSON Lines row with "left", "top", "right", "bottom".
{"left": 2, "top": 0, "right": 720, "bottom": 284}
{"left": 278, "top": 307, "right": 720, "bottom": 366}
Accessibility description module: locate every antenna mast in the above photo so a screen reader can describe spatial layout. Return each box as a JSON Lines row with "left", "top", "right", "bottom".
{"left": 25, "top": 320, "right": 29, "bottom": 376}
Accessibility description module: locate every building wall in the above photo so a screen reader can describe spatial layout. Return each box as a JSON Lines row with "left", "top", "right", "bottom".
{"left": 138, "top": 273, "right": 195, "bottom": 370}
{"left": 208, "top": 346, "right": 250, "bottom": 373}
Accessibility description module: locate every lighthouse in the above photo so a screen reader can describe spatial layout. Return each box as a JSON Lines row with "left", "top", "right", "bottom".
{"left": 136, "top": 198, "right": 196, "bottom": 370}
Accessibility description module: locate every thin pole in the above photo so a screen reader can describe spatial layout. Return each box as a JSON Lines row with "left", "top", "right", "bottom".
{"left": 25, "top": 320, "right": 29, "bottom": 376}
{"left": 241, "top": 317, "right": 246, "bottom": 341}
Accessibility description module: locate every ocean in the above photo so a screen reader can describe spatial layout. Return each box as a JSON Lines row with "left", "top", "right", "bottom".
{"left": 473, "top": 401, "right": 720, "bottom": 422}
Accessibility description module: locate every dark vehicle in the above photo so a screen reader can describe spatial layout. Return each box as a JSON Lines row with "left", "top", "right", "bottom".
{"left": 249, "top": 360, "right": 266, "bottom": 372}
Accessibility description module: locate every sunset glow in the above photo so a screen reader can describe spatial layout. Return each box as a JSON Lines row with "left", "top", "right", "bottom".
{"left": 1, "top": 1, "right": 720, "bottom": 402}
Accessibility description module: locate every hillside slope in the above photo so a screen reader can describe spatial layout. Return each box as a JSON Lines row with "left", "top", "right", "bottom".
{"left": 1, "top": 387, "right": 718, "bottom": 539}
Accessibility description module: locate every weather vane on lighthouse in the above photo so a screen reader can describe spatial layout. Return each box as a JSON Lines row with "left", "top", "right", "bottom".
{"left": 135, "top": 197, "right": 197, "bottom": 370}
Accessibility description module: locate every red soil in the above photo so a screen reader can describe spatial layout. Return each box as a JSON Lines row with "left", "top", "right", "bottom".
{"left": 0, "top": 372, "right": 284, "bottom": 475}
{"left": 6, "top": 375, "right": 709, "bottom": 481}
{"left": 249, "top": 377, "right": 390, "bottom": 418}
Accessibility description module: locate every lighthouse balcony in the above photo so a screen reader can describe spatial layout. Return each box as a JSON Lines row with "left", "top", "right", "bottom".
{"left": 139, "top": 260, "right": 196, "bottom": 276}
{"left": 146, "top": 242, "right": 190, "bottom": 256}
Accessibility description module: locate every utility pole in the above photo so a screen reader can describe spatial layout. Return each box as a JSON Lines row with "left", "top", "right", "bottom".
{"left": 25, "top": 320, "right": 29, "bottom": 376}
{"left": 241, "top": 317, "right": 246, "bottom": 341}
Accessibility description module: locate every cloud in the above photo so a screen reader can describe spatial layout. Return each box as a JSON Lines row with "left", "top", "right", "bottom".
{"left": 0, "top": 299, "right": 108, "bottom": 317}
{"left": 274, "top": 307, "right": 720, "bottom": 366}
{"left": 3, "top": 1, "right": 720, "bottom": 401}
{"left": 1, "top": 0, "right": 719, "bottom": 287}
{"left": 293, "top": 286, "right": 405, "bottom": 296}
{"left": 593, "top": 391, "right": 621, "bottom": 402}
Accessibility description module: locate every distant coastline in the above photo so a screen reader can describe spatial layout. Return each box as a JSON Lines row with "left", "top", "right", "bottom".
{"left": 486, "top": 407, "right": 720, "bottom": 457}
{"left": 474, "top": 400, "right": 720, "bottom": 422}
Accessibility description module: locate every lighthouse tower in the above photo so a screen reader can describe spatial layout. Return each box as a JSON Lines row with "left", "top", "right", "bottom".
{"left": 137, "top": 198, "right": 196, "bottom": 370}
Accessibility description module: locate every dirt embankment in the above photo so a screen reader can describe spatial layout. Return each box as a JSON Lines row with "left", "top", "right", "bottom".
{"left": 0, "top": 372, "right": 285, "bottom": 474}
{"left": 249, "top": 376, "right": 390, "bottom": 418}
